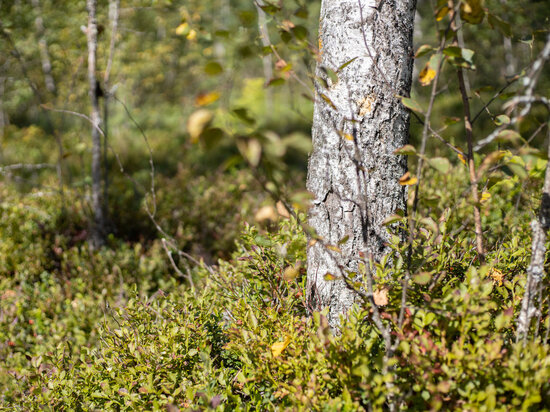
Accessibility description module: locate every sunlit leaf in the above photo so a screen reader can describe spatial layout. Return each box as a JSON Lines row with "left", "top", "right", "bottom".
{"left": 187, "top": 109, "right": 213, "bottom": 143}
{"left": 414, "top": 272, "right": 432, "bottom": 285}
{"left": 175, "top": 22, "right": 189, "bottom": 36}
{"left": 283, "top": 266, "right": 299, "bottom": 281}
{"left": 195, "top": 91, "right": 220, "bottom": 107}
{"left": 419, "top": 63, "right": 436, "bottom": 86}
{"left": 373, "top": 288, "right": 389, "bottom": 306}
{"left": 435, "top": 6, "right": 450, "bottom": 21}
{"left": 324, "top": 273, "right": 337, "bottom": 281}
{"left": 400, "top": 97, "right": 423, "bottom": 113}
{"left": 271, "top": 336, "right": 291, "bottom": 358}
{"left": 399, "top": 172, "right": 418, "bottom": 186}
{"left": 488, "top": 268, "right": 504, "bottom": 285}
{"left": 460, "top": 0, "right": 485, "bottom": 24}
{"left": 494, "top": 114, "right": 510, "bottom": 126}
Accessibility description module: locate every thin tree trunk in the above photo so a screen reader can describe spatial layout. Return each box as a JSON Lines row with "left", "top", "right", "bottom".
{"left": 86, "top": 0, "right": 105, "bottom": 248}
{"left": 0, "top": 76, "right": 5, "bottom": 163}
{"left": 307, "top": 0, "right": 416, "bottom": 329}
{"left": 254, "top": 0, "right": 273, "bottom": 113}
{"left": 31, "top": 0, "right": 56, "bottom": 94}
{"left": 517, "top": 124, "right": 550, "bottom": 340}
{"left": 103, "top": 0, "right": 120, "bottom": 226}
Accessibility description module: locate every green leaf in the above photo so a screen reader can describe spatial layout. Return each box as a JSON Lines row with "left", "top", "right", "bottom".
{"left": 414, "top": 272, "right": 432, "bottom": 285}
{"left": 443, "top": 47, "right": 476, "bottom": 69}
{"left": 232, "top": 108, "right": 255, "bottom": 125}
{"left": 291, "top": 25, "right": 308, "bottom": 41}
{"left": 496, "top": 130, "right": 522, "bottom": 145}
{"left": 394, "top": 145, "right": 417, "bottom": 155}
{"left": 428, "top": 157, "right": 451, "bottom": 174}
{"left": 488, "top": 13, "right": 511, "bottom": 37}
{"left": 400, "top": 97, "right": 423, "bottom": 113}
{"left": 204, "top": 61, "right": 223, "bottom": 76}
{"left": 338, "top": 235, "right": 350, "bottom": 245}
{"left": 382, "top": 214, "right": 405, "bottom": 226}
{"left": 460, "top": 0, "right": 485, "bottom": 24}
{"left": 338, "top": 57, "right": 359, "bottom": 72}
{"left": 294, "top": 6, "right": 308, "bottom": 18}
{"left": 267, "top": 77, "right": 286, "bottom": 87}
{"left": 415, "top": 44, "right": 434, "bottom": 58}
{"left": 259, "top": 3, "right": 281, "bottom": 15}
{"left": 494, "top": 115, "right": 510, "bottom": 126}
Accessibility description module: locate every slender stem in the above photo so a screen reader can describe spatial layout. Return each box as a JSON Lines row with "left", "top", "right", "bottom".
{"left": 457, "top": 67, "right": 485, "bottom": 263}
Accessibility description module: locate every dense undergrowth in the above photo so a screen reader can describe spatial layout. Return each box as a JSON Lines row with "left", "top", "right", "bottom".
{"left": 1, "top": 157, "right": 550, "bottom": 411}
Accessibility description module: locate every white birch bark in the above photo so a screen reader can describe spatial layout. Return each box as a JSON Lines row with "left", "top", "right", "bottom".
{"left": 31, "top": 0, "right": 56, "bottom": 94}
{"left": 255, "top": 0, "right": 273, "bottom": 113}
{"left": 86, "top": 0, "right": 105, "bottom": 248}
{"left": 517, "top": 126, "right": 550, "bottom": 340}
{"left": 307, "top": 0, "right": 416, "bottom": 328}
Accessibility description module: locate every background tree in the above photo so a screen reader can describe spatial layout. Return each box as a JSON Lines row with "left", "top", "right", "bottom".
{"left": 86, "top": 0, "right": 105, "bottom": 248}
{"left": 307, "top": 0, "right": 416, "bottom": 328}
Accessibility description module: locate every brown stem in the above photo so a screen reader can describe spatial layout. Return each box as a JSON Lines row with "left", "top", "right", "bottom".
{"left": 457, "top": 67, "right": 485, "bottom": 263}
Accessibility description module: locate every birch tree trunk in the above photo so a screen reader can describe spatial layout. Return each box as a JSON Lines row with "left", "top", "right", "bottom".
{"left": 307, "top": 0, "right": 416, "bottom": 328}
{"left": 517, "top": 124, "right": 550, "bottom": 340}
{"left": 31, "top": 0, "right": 56, "bottom": 95}
{"left": 86, "top": 0, "right": 105, "bottom": 248}
{"left": 254, "top": 0, "right": 273, "bottom": 113}
{"left": 103, "top": 0, "right": 120, "bottom": 226}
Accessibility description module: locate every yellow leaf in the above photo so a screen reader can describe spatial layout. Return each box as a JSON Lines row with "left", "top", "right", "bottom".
{"left": 373, "top": 288, "right": 389, "bottom": 306}
{"left": 283, "top": 265, "right": 299, "bottom": 281}
{"left": 326, "top": 244, "right": 342, "bottom": 253}
{"left": 271, "top": 336, "right": 291, "bottom": 358}
{"left": 187, "top": 29, "right": 197, "bottom": 40}
{"left": 324, "top": 273, "right": 337, "bottom": 281}
{"left": 435, "top": 6, "right": 450, "bottom": 21}
{"left": 489, "top": 268, "right": 504, "bottom": 285}
{"left": 399, "top": 172, "right": 418, "bottom": 186}
{"left": 187, "top": 109, "right": 213, "bottom": 143}
{"left": 480, "top": 191, "right": 491, "bottom": 204}
{"left": 460, "top": 0, "right": 485, "bottom": 24}
{"left": 175, "top": 22, "right": 189, "bottom": 36}
{"left": 343, "top": 133, "right": 354, "bottom": 141}
{"left": 419, "top": 64, "right": 436, "bottom": 86}
{"left": 195, "top": 91, "right": 220, "bottom": 107}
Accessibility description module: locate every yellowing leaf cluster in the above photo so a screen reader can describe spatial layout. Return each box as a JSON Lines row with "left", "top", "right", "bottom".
{"left": 271, "top": 336, "right": 291, "bottom": 358}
